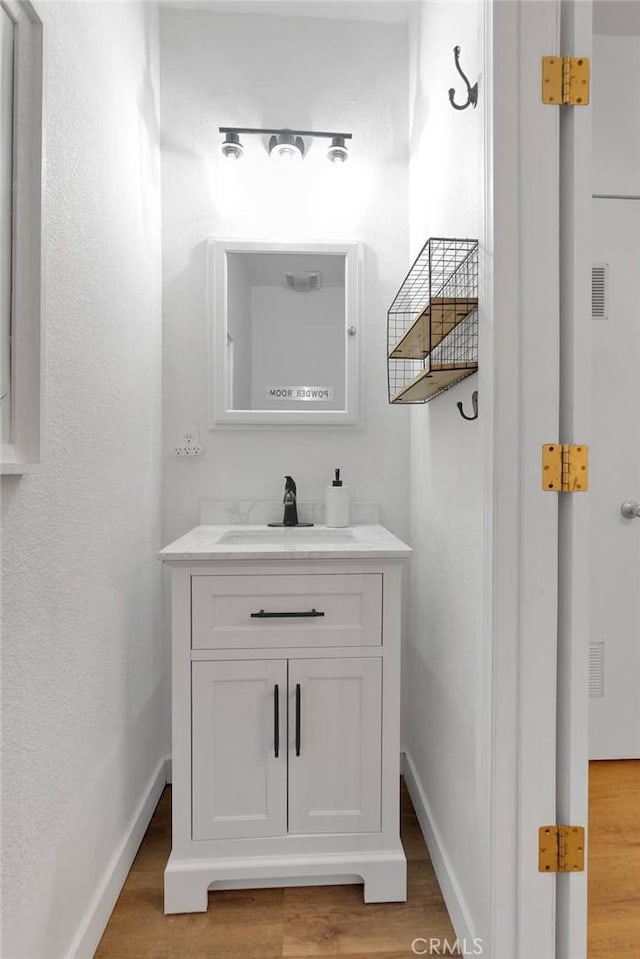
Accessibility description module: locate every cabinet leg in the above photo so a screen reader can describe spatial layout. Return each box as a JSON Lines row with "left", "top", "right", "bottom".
{"left": 362, "top": 856, "right": 407, "bottom": 903}
{"left": 164, "top": 861, "right": 209, "bottom": 914}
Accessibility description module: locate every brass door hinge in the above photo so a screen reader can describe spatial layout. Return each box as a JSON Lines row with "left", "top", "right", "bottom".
{"left": 542, "top": 56, "right": 590, "bottom": 105}
{"left": 539, "top": 825, "right": 585, "bottom": 873}
{"left": 542, "top": 444, "right": 589, "bottom": 492}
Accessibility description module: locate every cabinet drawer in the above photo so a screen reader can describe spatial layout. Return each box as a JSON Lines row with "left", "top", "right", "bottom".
{"left": 191, "top": 574, "right": 382, "bottom": 650}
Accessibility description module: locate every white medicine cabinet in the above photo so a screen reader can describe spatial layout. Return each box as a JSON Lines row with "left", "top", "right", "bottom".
{"left": 208, "top": 239, "right": 362, "bottom": 428}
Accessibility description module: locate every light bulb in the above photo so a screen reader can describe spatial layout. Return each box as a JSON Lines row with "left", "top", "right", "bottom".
{"left": 274, "top": 145, "right": 298, "bottom": 161}
{"left": 269, "top": 133, "right": 305, "bottom": 163}
{"left": 327, "top": 136, "right": 348, "bottom": 164}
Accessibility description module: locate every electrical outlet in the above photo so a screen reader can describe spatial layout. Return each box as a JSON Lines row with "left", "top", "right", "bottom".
{"left": 175, "top": 445, "right": 203, "bottom": 456}
{"left": 174, "top": 428, "right": 202, "bottom": 457}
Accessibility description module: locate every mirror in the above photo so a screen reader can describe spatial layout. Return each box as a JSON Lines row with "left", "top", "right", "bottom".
{"left": 209, "top": 240, "right": 361, "bottom": 427}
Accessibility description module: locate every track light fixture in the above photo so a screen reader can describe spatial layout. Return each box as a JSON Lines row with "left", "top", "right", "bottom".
{"left": 219, "top": 127, "right": 352, "bottom": 164}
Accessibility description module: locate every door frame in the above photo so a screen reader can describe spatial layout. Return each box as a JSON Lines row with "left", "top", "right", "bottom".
{"left": 556, "top": 2, "right": 591, "bottom": 956}
{"left": 483, "top": 1, "right": 590, "bottom": 956}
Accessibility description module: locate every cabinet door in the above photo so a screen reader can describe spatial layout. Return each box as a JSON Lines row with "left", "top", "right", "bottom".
{"left": 192, "top": 660, "right": 287, "bottom": 840}
{"left": 287, "top": 657, "right": 382, "bottom": 835}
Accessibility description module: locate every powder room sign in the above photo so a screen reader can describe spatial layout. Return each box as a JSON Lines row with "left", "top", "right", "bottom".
{"left": 266, "top": 386, "right": 334, "bottom": 402}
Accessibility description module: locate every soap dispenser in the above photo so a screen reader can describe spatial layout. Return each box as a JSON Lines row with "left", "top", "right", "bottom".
{"left": 325, "top": 468, "right": 350, "bottom": 528}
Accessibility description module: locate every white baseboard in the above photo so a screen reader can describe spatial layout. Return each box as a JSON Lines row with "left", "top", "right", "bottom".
{"left": 402, "top": 750, "right": 476, "bottom": 944}
{"left": 66, "top": 756, "right": 171, "bottom": 959}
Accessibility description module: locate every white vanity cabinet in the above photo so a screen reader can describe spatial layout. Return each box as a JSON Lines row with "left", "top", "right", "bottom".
{"left": 192, "top": 655, "right": 382, "bottom": 841}
{"left": 160, "top": 525, "right": 410, "bottom": 915}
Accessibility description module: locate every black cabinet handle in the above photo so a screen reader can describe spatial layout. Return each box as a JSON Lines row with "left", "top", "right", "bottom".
{"left": 273, "top": 684, "right": 280, "bottom": 758}
{"left": 251, "top": 608, "right": 325, "bottom": 619}
{"left": 295, "top": 683, "right": 301, "bottom": 757}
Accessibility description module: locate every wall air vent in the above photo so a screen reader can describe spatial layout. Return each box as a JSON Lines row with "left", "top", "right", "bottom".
{"left": 284, "top": 272, "right": 321, "bottom": 293}
{"left": 591, "top": 263, "right": 608, "bottom": 320}
{"left": 589, "top": 642, "right": 604, "bottom": 697}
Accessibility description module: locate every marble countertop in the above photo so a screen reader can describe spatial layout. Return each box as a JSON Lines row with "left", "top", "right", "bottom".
{"left": 159, "top": 524, "right": 412, "bottom": 562}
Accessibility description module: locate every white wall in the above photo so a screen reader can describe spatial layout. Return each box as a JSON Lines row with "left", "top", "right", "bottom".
{"left": 159, "top": 8, "right": 410, "bottom": 542}
{"left": 592, "top": 33, "right": 640, "bottom": 195}
{"left": 403, "top": 0, "right": 486, "bottom": 942}
{"left": 0, "top": 4, "right": 165, "bottom": 958}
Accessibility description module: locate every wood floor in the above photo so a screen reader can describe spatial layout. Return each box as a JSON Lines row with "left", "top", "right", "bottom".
{"left": 588, "top": 760, "right": 640, "bottom": 958}
{"left": 95, "top": 781, "right": 458, "bottom": 958}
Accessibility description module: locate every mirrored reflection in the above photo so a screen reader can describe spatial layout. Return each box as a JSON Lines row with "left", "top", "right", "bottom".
{"left": 226, "top": 252, "right": 346, "bottom": 412}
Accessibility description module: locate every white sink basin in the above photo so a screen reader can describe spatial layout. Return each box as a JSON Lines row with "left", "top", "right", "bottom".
{"left": 218, "top": 527, "right": 355, "bottom": 545}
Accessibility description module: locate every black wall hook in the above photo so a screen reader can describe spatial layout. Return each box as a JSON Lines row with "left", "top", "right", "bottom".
{"left": 448, "top": 45, "right": 478, "bottom": 111}
{"left": 457, "top": 390, "right": 478, "bottom": 421}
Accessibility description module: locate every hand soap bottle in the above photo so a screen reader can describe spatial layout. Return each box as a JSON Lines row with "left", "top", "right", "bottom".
{"left": 325, "top": 468, "right": 350, "bottom": 528}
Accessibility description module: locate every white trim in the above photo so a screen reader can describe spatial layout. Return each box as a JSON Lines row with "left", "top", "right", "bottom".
{"left": 0, "top": 1, "right": 43, "bottom": 473}
{"left": 479, "top": 2, "right": 495, "bottom": 955}
{"left": 556, "top": 2, "right": 591, "bottom": 955}
{"left": 486, "top": 3, "right": 562, "bottom": 958}
{"left": 402, "top": 751, "right": 476, "bottom": 945}
{"left": 65, "top": 756, "right": 171, "bottom": 959}
{"left": 208, "top": 238, "right": 363, "bottom": 429}
{"left": 0, "top": 460, "right": 42, "bottom": 474}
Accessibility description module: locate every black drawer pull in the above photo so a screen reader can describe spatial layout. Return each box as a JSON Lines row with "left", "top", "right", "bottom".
{"left": 273, "top": 684, "right": 280, "bottom": 758}
{"left": 250, "top": 608, "right": 325, "bottom": 619}
{"left": 295, "top": 683, "right": 301, "bottom": 757}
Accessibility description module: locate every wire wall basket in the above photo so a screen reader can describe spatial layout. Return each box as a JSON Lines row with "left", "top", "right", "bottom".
{"left": 387, "top": 237, "right": 478, "bottom": 404}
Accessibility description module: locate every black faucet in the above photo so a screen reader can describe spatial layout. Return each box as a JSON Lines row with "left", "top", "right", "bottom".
{"left": 266, "top": 476, "right": 313, "bottom": 527}
{"left": 282, "top": 475, "right": 299, "bottom": 526}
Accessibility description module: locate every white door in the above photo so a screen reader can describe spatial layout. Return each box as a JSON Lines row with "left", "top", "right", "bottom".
{"left": 191, "top": 659, "right": 287, "bottom": 840}
{"left": 287, "top": 657, "right": 382, "bottom": 835}
{"left": 589, "top": 200, "right": 640, "bottom": 759}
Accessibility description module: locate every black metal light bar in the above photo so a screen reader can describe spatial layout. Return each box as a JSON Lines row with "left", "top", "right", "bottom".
{"left": 219, "top": 126, "right": 353, "bottom": 140}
